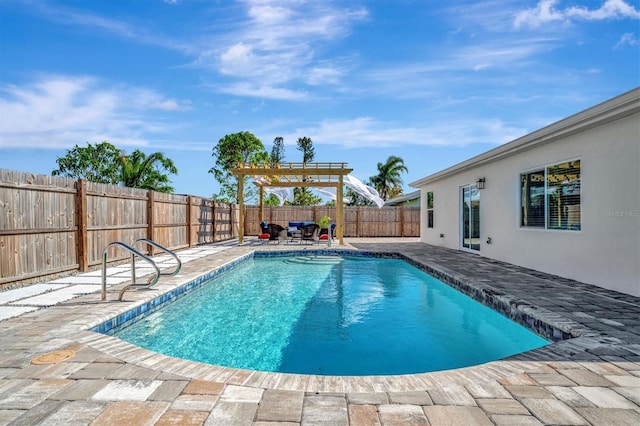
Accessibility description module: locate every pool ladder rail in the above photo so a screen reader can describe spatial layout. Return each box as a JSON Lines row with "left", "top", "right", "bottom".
{"left": 101, "top": 238, "right": 182, "bottom": 301}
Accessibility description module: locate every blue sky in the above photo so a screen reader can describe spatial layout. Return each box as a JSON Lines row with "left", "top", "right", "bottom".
{"left": 1, "top": 0, "right": 638, "bottom": 198}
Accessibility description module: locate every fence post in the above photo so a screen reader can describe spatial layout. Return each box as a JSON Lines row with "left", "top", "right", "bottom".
{"left": 212, "top": 201, "right": 216, "bottom": 242}
{"left": 243, "top": 204, "right": 246, "bottom": 237}
{"left": 76, "top": 179, "right": 88, "bottom": 272}
{"left": 148, "top": 190, "right": 155, "bottom": 255}
{"left": 187, "top": 195, "right": 193, "bottom": 247}
{"left": 356, "top": 206, "right": 360, "bottom": 237}
{"left": 230, "top": 203, "right": 234, "bottom": 239}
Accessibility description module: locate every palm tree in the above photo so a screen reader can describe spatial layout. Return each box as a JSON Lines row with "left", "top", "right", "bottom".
{"left": 370, "top": 156, "right": 408, "bottom": 201}
{"left": 118, "top": 150, "right": 178, "bottom": 193}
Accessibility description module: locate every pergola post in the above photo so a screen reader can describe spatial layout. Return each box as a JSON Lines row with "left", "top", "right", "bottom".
{"left": 337, "top": 176, "right": 344, "bottom": 244}
{"left": 237, "top": 175, "right": 244, "bottom": 244}
{"left": 258, "top": 187, "right": 264, "bottom": 222}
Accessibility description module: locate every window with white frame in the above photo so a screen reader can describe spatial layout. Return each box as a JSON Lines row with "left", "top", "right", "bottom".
{"left": 520, "top": 160, "right": 581, "bottom": 231}
{"left": 427, "top": 191, "right": 434, "bottom": 228}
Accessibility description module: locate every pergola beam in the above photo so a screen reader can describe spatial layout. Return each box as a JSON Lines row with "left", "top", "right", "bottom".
{"left": 251, "top": 181, "right": 342, "bottom": 188}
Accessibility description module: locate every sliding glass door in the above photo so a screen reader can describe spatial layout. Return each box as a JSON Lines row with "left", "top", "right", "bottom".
{"left": 461, "top": 185, "right": 480, "bottom": 251}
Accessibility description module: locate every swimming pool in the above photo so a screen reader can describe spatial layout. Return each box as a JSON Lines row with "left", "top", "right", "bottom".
{"left": 110, "top": 254, "right": 548, "bottom": 375}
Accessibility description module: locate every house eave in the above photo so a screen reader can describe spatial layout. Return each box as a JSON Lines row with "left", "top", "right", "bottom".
{"left": 384, "top": 190, "right": 420, "bottom": 206}
{"left": 410, "top": 87, "right": 640, "bottom": 188}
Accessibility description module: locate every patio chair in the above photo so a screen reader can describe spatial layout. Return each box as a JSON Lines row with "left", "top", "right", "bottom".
{"left": 300, "top": 223, "right": 320, "bottom": 244}
{"left": 319, "top": 223, "right": 335, "bottom": 243}
{"left": 258, "top": 222, "right": 270, "bottom": 243}
{"left": 267, "top": 223, "right": 288, "bottom": 244}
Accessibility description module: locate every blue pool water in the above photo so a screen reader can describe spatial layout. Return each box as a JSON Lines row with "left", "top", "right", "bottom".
{"left": 114, "top": 255, "right": 548, "bottom": 375}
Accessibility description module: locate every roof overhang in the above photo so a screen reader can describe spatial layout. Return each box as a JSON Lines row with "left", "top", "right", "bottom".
{"left": 410, "top": 87, "right": 640, "bottom": 188}
{"left": 384, "top": 190, "right": 420, "bottom": 205}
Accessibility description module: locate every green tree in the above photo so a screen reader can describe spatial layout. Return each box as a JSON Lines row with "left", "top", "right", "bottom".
{"left": 264, "top": 195, "right": 282, "bottom": 206}
{"left": 293, "top": 136, "right": 321, "bottom": 205}
{"left": 52, "top": 141, "right": 121, "bottom": 184}
{"left": 209, "top": 131, "right": 269, "bottom": 203}
{"left": 52, "top": 142, "right": 178, "bottom": 193}
{"left": 296, "top": 136, "right": 315, "bottom": 162}
{"left": 118, "top": 150, "right": 178, "bottom": 193}
{"left": 369, "top": 155, "right": 408, "bottom": 201}
{"left": 270, "top": 136, "right": 285, "bottom": 165}
{"left": 289, "top": 187, "right": 321, "bottom": 206}
{"left": 387, "top": 186, "right": 403, "bottom": 200}
{"left": 265, "top": 136, "right": 287, "bottom": 204}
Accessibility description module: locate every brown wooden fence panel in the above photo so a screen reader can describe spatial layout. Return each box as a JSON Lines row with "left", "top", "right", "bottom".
{"left": 192, "top": 196, "right": 215, "bottom": 245}
{"left": 403, "top": 207, "right": 421, "bottom": 237}
{"left": 213, "top": 202, "right": 233, "bottom": 241}
{"left": 85, "top": 182, "right": 148, "bottom": 266}
{"left": 153, "top": 192, "right": 189, "bottom": 251}
{"left": 0, "top": 170, "right": 78, "bottom": 284}
{"left": 344, "top": 207, "right": 359, "bottom": 237}
{"left": 244, "top": 206, "right": 261, "bottom": 235}
{"left": 360, "top": 207, "right": 397, "bottom": 237}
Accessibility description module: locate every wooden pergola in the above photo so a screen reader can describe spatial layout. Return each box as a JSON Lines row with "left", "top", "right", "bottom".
{"left": 231, "top": 162, "right": 353, "bottom": 245}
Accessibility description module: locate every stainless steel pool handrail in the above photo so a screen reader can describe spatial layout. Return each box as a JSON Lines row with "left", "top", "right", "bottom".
{"left": 133, "top": 238, "right": 182, "bottom": 281}
{"left": 101, "top": 242, "right": 161, "bottom": 301}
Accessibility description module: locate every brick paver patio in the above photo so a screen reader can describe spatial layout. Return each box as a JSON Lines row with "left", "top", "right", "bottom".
{"left": 0, "top": 239, "right": 638, "bottom": 425}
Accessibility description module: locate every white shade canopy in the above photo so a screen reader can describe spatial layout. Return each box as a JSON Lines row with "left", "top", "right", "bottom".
{"left": 253, "top": 174, "right": 384, "bottom": 208}
{"left": 263, "top": 186, "right": 294, "bottom": 205}
{"left": 343, "top": 175, "right": 385, "bottom": 208}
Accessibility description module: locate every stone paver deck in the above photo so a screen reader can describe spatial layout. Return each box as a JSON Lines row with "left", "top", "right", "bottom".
{"left": 0, "top": 238, "right": 639, "bottom": 425}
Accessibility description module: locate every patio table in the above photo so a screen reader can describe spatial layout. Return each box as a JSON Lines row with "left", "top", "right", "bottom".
{"left": 289, "top": 227, "right": 301, "bottom": 242}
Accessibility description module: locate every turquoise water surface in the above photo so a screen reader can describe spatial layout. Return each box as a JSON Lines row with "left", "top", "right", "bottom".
{"left": 114, "top": 256, "right": 548, "bottom": 375}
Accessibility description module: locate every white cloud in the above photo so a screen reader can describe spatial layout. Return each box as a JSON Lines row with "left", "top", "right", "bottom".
{"left": 306, "top": 64, "right": 344, "bottom": 86}
{"left": 126, "top": 88, "right": 192, "bottom": 111}
{"left": 30, "top": 2, "right": 195, "bottom": 54}
{"left": 514, "top": 0, "right": 640, "bottom": 29}
{"left": 28, "top": 0, "right": 366, "bottom": 100}
{"left": 246, "top": 4, "right": 293, "bottom": 23}
{"left": 0, "top": 75, "right": 190, "bottom": 149}
{"left": 444, "top": 0, "right": 524, "bottom": 33}
{"left": 566, "top": 0, "right": 640, "bottom": 20}
{"left": 217, "top": 82, "right": 307, "bottom": 100}
{"left": 356, "top": 34, "right": 560, "bottom": 101}
{"left": 220, "top": 42, "right": 254, "bottom": 70}
{"left": 514, "top": 0, "right": 566, "bottom": 29}
{"left": 615, "top": 32, "right": 640, "bottom": 48}
{"left": 451, "top": 38, "right": 557, "bottom": 70}
{"left": 197, "top": 0, "right": 368, "bottom": 98}
{"left": 281, "top": 117, "right": 527, "bottom": 149}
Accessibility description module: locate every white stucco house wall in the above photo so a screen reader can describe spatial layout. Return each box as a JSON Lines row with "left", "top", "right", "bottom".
{"left": 410, "top": 88, "right": 640, "bottom": 297}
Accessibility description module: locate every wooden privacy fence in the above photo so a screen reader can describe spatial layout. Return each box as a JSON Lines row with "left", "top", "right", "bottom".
{"left": 244, "top": 205, "right": 420, "bottom": 238}
{"left": 0, "top": 169, "right": 238, "bottom": 288}
{"left": 0, "top": 169, "right": 420, "bottom": 288}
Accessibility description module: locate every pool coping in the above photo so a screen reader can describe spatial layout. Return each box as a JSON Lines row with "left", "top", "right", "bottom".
{"left": 73, "top": 245, "right": 627, "bottom": 393}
